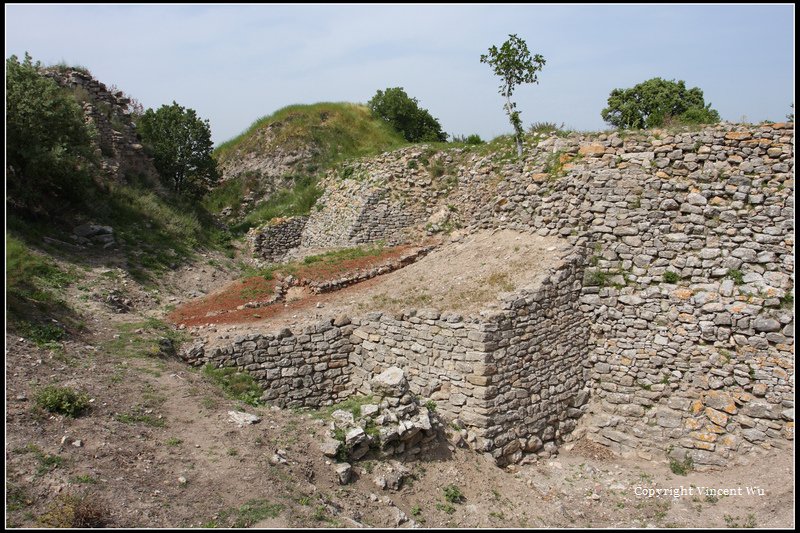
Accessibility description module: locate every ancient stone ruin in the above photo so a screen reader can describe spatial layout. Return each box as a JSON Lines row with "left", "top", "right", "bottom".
{"left": 184, "top": 122, "right": 794, "bottom": 469}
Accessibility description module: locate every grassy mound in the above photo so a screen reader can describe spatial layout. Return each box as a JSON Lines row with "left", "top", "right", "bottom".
{"left": 213, "top": 102, "right": 407, "bottom": 169}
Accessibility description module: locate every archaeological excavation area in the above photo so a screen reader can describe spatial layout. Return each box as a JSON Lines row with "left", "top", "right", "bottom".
{"left": 177, "top": 122, "right": 794, "bottom": 470}
{"left": 178, "top": 230, "right": 590, "bottom": 465}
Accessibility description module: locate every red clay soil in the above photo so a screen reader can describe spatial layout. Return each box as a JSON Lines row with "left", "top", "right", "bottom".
{"left": 167, "top": 245, "right": 420, "bottom": 327}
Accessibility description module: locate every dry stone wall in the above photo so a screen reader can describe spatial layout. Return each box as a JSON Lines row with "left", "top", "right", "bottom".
{"left": 472, "top": 123, "right": 795, "bottom": 467}
{"left": 183, "top": 317, "right": 354, "bottom": 408}
{"left": 247, "top": 216, "right": 308, "bottom": 263}
{"left": 44, "top": 69, "right": 160, "bottom": 186}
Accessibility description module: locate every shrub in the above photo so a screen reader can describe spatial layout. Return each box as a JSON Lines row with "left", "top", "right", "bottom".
{"left": 6, "top": 53, "right": 95, "bottom": 213}
{"left": 662, "top": 271, "right": 680, "bottom": 283}
{"left": 136, "top": 101, "right": 219, "bottom": 198}
{"left": 34, "top": 386, "right": 90, "bottom": 417}
{"left": 601, "top": 78, "right": 720, "bottom": 129}
{"left": 443, "top": 484, "right": 465, "bottom": 503}
{"left": 368, "top": 87, "right": 447, "bottom": 142}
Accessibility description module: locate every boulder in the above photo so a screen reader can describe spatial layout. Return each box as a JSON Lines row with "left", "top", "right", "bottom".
{"left": 371, "top": 367, "right": 409, "bottom": 398}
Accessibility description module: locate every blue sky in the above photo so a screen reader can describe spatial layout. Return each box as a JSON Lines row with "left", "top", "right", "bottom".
{"left": 5, "top": 4, "right": 795, "bottom": 145}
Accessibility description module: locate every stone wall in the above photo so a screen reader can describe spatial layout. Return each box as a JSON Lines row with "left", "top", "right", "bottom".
{"left": 472, "top": 123, "right": 795, "bottom": 467}
{"left": 247, "top": 216, "right": 309, "bottom": 263}
{"left": 45, "top": 68, "right": 160, "bottom": 186}
{"left": 183, "top": 317, "right": 354, "bottom": 408}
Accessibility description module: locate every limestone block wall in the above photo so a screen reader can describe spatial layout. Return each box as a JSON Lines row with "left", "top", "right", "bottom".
{"left": 247, "top": 216, "right": 309, "bottom": 263}
{"left": 183, "top": 318, "right": 354, "bottom": 408}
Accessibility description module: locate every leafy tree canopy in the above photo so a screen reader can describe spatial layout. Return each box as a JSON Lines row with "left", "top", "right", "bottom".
{"left": 367, "top": 87, "right": 447, "bottom": 143}
{"left": 136, "top": 102, "right": 219, "bottom": 198}
{"left": 480, "top": 34, "right": 545, "bottom": 156}
{"left": 6, "top": 53, "right": 95, "bottom": 211}
{"left": 601, "top": 77, "right": 720, "bottom": 129}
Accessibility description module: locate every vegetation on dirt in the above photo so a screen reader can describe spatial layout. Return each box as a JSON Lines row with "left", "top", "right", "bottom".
{"left": 202, "top": 364, "right": 264, "bottom": 406}
{"left": 214, "top": 102, "right": 407, "bottom": 168}
{"left": 34, "top": 386, "right": 91, "bottom": 417}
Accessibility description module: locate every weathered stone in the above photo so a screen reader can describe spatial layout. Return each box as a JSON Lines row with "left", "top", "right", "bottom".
{"left": 335, "top": 463, "right": 352, "bottom": 484}
{"left": 371, "top": 367, "right": 409, "bottom": 398}
{"left": 228, "top": 411, "right": 261, "bottom": 426}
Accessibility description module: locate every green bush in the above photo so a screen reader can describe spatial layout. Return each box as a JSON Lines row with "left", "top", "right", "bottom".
{"left": 601, "top": 78, "right": 720, "bottom": 129}
{"left": 35, "top": 386, "right": 90, "bottom": 417}
{"left": 443, "top": 484, "right": 465, "bottom": 503}
{"left": 368, "top": 87, "right": 447, "bottom": 142}
{"left": 662, "top": 271, "right": 680, "bottom": 283}
{"left": 6, "top": 53, "right": 95, "bottom": 213}
{"left": 136, "top": 101, "right": 219, "bottom": 198}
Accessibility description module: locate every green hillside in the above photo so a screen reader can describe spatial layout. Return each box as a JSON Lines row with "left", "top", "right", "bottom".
{"left": 213, "top": 102, "right": 408, "bottom": 170}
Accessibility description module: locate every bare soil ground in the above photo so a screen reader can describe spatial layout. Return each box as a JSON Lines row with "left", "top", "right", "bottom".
{"left": 5, "top": 243, "right": 794, "bottom": 529}
{"left": 173, "top": 230, "right": 570, "bottom": 344}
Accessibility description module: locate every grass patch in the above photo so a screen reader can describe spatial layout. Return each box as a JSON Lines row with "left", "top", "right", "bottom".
{"left": 70, "top": 474, "right": 98, "bottom": 484}
{"left": 18, "top": 444, "right": 67, "bottom": 475}
{"left": 231, "top": 174, "right": 322, "bottom": 233}
{"left": 436, "top": 502, "right": 456, "bottom": 514}
{"left": 669, "top": 455, "right": 694, "bottom": 476}
{"left": 202, "top": 364, "right": 263, "bottom": 406}
{"left": 485, "top": 272, "right": 514, "bottom": 291}
{"left": 309, "top": 394, "right": 376, "bottom": 421}
{"left": 115, "top": 410, "right": 166, "bottom": 428}
{"left": 34, "top": 386, "right": 90, "bottom": 417}
{"left": 301, "top": 244, "right": 384, "bottom": 268}
{"left": 727, "top": 269, "right": 745, "bottom": 285}
{"left": 6, "top": 234, "right": 82, "bottom": 339}
{"left": 204, "top": 499, "right": 283, "bottom": 528}
{"left": 102, "top": 318, "right": 188, "bottom": 359}
{"left": 39, "top": 493, "right": 110, "bottom": 528}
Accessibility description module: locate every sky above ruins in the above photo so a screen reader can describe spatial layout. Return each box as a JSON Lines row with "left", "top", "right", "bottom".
{"left": 5, "top": 4, "right": 795, "bottom": 145}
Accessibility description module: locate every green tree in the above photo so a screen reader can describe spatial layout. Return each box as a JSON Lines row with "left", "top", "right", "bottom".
{"left": 601, "top": 78, "right": 720, "bottom": 129}
{"left": 367, "top": 87, "right": 447, "bottom": 143}
{"left": 136, "top": 102, "right": 219, "bottom": 198}
{"left": 480, "top": 34, "right": 546, "bottom": 157}
{"left": 6, "top": 53, "right": 95, "bottom": 211}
